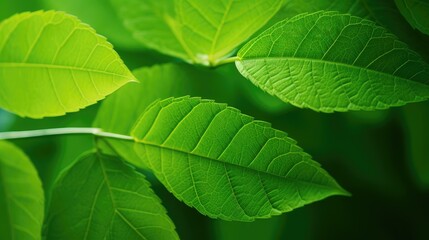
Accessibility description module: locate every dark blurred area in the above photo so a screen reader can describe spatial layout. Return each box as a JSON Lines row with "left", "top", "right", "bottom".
{"left": 1, "top": 0, "right": 428, "bottom": 239}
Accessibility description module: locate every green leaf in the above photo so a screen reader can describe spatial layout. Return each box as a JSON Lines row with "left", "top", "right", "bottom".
{"left": 0, "top": 11, "right": 135, "bottom": 118}
{"left": 132, "top": 96, "right": 348, "bottom": 221}
{"left": 236, "top": 11, "right": 429, "bottom": 112}
{"left": 174, "top": 0, "right": 284, "bottom": 65}
{"left": 395, "top": 0, "right": 429, "bottom": 36}
{"left": 94, "top": 63, "right": 238, "bottom": 168}
{"left": 114, "top": 0, "right": 283, "bottom": 65}
{"left": 45, "top": 151, "right": 178, "bottom": 240}
{"left": 0, "top": 141, "right": 44, "bottom": 240}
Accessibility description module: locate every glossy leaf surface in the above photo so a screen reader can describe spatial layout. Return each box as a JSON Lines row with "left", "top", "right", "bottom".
{"left": 237, "top": 11, "right": 429, "bottom": 112}
{"left": 0, "top": 11, "right": 135, "bottom": 118}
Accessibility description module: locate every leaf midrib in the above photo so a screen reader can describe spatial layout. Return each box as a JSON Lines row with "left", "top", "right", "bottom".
{"left": 0, "top": 62, "right": 131, "bottom": 79}
{"left": 135, "top": 138, "right": 340, "bottom": 191}
{"left": 238, "top": 56, "right": 429, "bottom": 86}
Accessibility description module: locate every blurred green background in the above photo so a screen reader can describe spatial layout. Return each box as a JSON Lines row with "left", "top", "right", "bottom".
{"left": 1, "top": 0, "right": 428, "bottom": 239}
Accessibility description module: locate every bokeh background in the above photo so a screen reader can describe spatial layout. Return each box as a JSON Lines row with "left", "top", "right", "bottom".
{"left": 1, "top": 0, "right": 428, "bottom": 239}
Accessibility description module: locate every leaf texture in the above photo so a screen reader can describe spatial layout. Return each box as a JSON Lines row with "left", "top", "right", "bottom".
{"left": 395, "top": 0, "right": 429, "bottom": 35}
{"left": 0, "top": 141, "right": 44, "bottom": 240}
{"left": 237, "top": 11, "right": 429, "bottom": 112}
{"left": 132, "top": 96, "right": 348, "bottom": 221}
{"left": 0, "top": 11, "right": 135, "bottom": 118}
{"left": 45, "top": 151, "right": 178, "bottom": 240}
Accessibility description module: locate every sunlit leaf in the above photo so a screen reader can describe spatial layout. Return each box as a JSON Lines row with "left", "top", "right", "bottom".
{"left": 132, "top": 96, "right": 348, "bottom": 221}
{"left": 45, "top": 151, "right": 178, "bottom": 240}
{"left": 0, "top": 11, "right": 135, "bottom": 118}
{"left": 237, "top": 11, "right": 429, "bottom": 112}
{"left": 0, "top": 141, "right": 44, "bottom": 240}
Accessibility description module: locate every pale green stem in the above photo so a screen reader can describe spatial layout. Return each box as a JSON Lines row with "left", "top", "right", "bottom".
{"left": 213, "top": 56, "right": 240, "bottom": 66}
{"left": 0, "top": 128, "right": 133, "bottom": 141}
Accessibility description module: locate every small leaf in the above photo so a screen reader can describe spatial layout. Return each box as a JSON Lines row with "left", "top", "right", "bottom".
{"left": 45, "top": 151, "right": 178, "bottom": 240}
{"left": 0, "top": 141, "right": 44, "bottom": 240}
{"left": 236, "top": 11, "right": 429, "bottom": 112}
{"left": 395, "top": 0, "right": 429, "bottom": 36}
{"left": 0, "top": 11, "right": 135, "bottom": 118}
{"left": 132, "top": 96, "right": 348, "bottom": 221}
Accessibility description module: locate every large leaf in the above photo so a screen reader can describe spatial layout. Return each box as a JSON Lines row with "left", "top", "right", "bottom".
{"left": 113, "top": 0, "right": 283, "bottom": 65}
{"left": 0, "top": 141, "right": 44, "bottom": 240}
{"left": 132, "top": 96, "right": 348, "bottom": 221}
{"left": 395, "top": 0, "right": 429, "bottom": 36}
{"left": 236, "top": 11, "right": 429, "bottom": 112}
{"left": 0, "top": 11, "right": 135, "bottom": 118}
{"left": 45, "top": 151, "right": 178, "bottom": 240}
{"left": 94, "top": 63, "right": 238, "bottom": 168}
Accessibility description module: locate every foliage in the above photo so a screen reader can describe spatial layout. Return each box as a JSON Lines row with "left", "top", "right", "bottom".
{"left": 0, "top": 0, "right": 428, "bottom": 239}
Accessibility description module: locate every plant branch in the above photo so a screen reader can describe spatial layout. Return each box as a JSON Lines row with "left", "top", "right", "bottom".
{"left": 0, "top": 128, "right": 133, "bottom": 141}
{"left": 214, "top": 56, "right": 240, "bottom": 66}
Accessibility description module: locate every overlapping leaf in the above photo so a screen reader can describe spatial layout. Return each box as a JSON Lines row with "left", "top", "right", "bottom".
{"left": 395, "top": 0, "right": 429, "bottom": 36}
{"left": 237, "top": 11, "right": 429, "bottom": 112}
{"left": 0, "top": 11, "right": 135, "bottom": 118}
{"left": 113, "top": 0, "right": 283, "bottom": 65}
{"left": 131, "top": 96, "right": 348, "bottom": 221}
{"left": 0, "top": 141, "right": 44, "bottom": 240}
{"left": 45, "top": 151, "right": 178, "bottom": 240}
{"left": 94, "top": 63, "right": 238, "bottom": 168}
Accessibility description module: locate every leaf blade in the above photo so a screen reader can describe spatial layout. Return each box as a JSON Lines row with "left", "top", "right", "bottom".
{"left": 132, "top": 96, "right": 347, "bottom": 221}
{"left": 0, "top": 141, "right": 44, "bottom": 240}
{"left": 45, "top": 151, "right": 178, "bottom": 240}
{"left": 395, "top": 0, "right": 429, "bottom": 36}
{"left": 237, "top": 11, "right": 429, "bottom": 112}
{"left": 0, "top": 11, "right": 135, "bottom": 118}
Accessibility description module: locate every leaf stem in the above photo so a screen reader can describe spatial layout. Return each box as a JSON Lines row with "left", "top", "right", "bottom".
{"left": 214, "top": 56, "right": 240, "bottom": 66}
{"left": 0, "top": 128, "right": 134, "bottom": 141}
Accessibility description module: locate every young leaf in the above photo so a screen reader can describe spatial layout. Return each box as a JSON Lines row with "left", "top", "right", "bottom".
{"left": 132, "top": 96, "right": 348, "bottom": 221}
{"left": 395, "top": 0, "right": 429, "bottom": 36}
{"left": 0, "top": 11, "right": 135, "bottom": 118}
{"left": 236, "top": 11, "right": 429, "bottom": 112}
{"left": 174, "top": 0, "right": 284, "bottom": 65}
{"left": 0, "top": 141, "right": 44, "bottom": 240}
{"left": 45, "top": 151, "right": 178, "bottom": 240}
